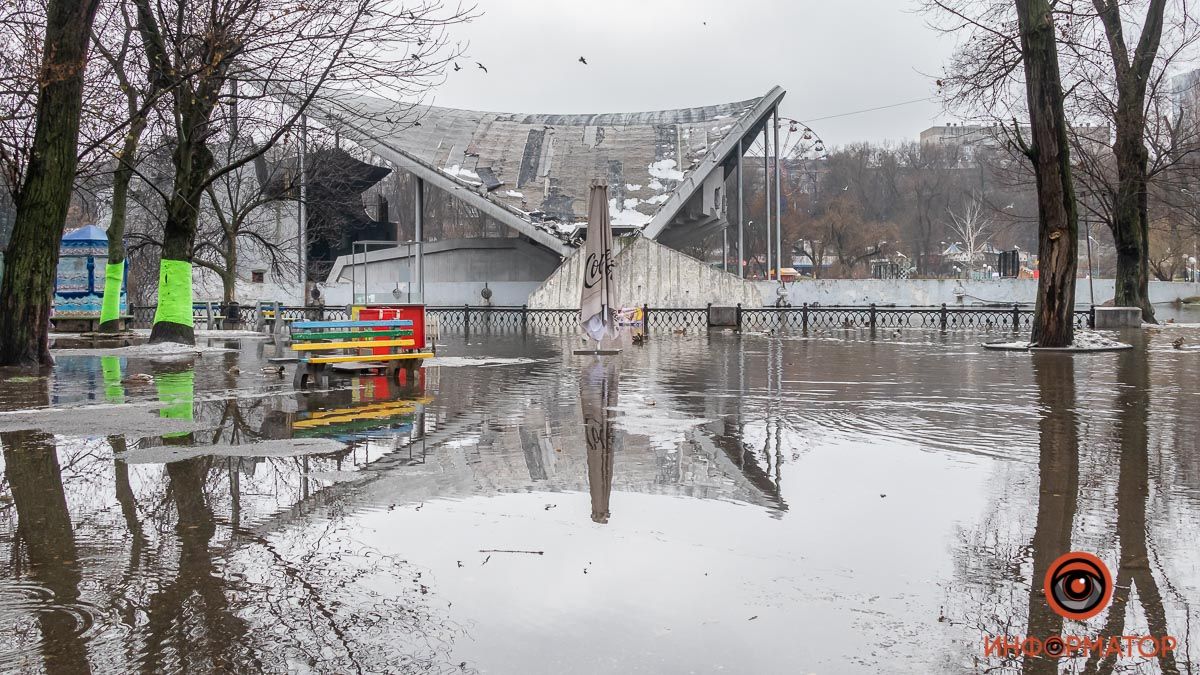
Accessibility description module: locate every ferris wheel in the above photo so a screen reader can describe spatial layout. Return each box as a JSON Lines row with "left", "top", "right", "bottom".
{"left": 743, "top": 116, "right": 828, "bottom": 162}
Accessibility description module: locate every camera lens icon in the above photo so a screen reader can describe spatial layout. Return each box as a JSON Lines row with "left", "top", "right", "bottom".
{"left": 1044, "top": 552, "right": 1113, "bottom": 621}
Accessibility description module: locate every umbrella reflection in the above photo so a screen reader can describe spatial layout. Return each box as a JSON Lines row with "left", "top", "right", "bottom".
{"left": 581, "top": 360, "right": 618, "bottom": 524}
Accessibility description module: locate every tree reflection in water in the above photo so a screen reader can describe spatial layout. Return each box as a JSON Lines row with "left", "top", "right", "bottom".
{"left": 2, "top": 429, "right": 92, "bottom": 674}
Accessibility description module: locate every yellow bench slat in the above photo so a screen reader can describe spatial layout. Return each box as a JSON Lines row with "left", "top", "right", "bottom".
{"left": 292, "top": 339, "right": 414, "bottom": 351}
{"left": 304, "top": 399, "right": 429, "bottom": 421}
{"left": 295, "top": 404, "right": 422, "bottom": 428}
{"left": 306, "top": 352, "right": 434, "bottom": 364}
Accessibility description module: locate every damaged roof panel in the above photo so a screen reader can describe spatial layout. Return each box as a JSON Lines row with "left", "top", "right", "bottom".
{"left": 324, "top": 87, "right": 784, "bottom": 252}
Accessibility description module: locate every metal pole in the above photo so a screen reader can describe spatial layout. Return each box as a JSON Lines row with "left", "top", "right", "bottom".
{"left": 298, "top": 114, "right": 308, "bottom": 304}
{"left": 764, "top": 124, "right": 772, "bottom": 281}
{"left": 414, "top": 177, "right": 425, "bottom": 302}
{"left": 737, "top": 139, "right": 744, "bottom": 278}
{"left": 722, "top": 227, "right": 728, "bottom": 273}
{"left": 773, "top": 109, "right": 783, "bottom": 281}
{"left": 1085, "top": 218, "right": 1095, "bottom": 307}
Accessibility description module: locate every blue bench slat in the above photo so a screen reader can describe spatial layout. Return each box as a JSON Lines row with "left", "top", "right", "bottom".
{"left": 291, "top": 320, "right": 413, "bottom": 329}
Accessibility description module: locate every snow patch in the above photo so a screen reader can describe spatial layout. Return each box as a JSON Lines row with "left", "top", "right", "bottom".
{"left": 53, "top": 342, "right": 234, "bottom": 357}
{"left": 648, "top": 159, "right": 685, "bottom": 181}
{"left": 424, "top": 356, "right": 543, "bottom": 368}
{"left": 646, "top": 194, "right": 670, "bottom": 205}
{"left": 623, "top": 198, "right": 641, "bottom": 209}
{"left": 441, "top": 165, "right": 482, "bottom": 184}
{"left": 648, "top": 180, "right": 665, "bottom": 191}
{"left": 120, "top": 437, "right": 346, "bottom": 464}
{"left": 609, "top": 198, "right": 652, "bottom": 227}
{"left": 505, "top": 190, "right": 525, "bottom": 198}
{"left": 624, "top": 183, "right": 643, "bottom": 192}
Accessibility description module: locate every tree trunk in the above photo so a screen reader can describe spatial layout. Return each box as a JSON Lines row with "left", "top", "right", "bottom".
{"left": 0, "top": 0, "right": 102, "bottom": 365}
{"left": 1095, "top": 0, "right": 1165, "bottom": 324}
{"left": 1016, "top": 0, "right": 1079, "bottom": 348}
{"left": 149, "top": 101, "right": 218, "bottom": 346}
{"left": 99, "top": 117, "right": 146, "bottom": 333}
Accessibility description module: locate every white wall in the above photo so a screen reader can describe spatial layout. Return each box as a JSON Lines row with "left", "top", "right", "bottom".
{"left": 527, "top": 237, "right": 763, "bottom": 309}
{"left": 761, "top": 278, "right": 1200, "bottom": 308}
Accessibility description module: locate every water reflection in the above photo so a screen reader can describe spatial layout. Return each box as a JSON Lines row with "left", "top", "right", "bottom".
{"left": 581, "top": 360, "right": 618, "bottom": 524}
{"left": 1024, "top": 353, "right": 1079, "bottom": 675}
{"left": 2, "top": 430, "right": 91, "bottom": 674}
{"left": 1, "top": 329, "right": 1198, "bottom": 673}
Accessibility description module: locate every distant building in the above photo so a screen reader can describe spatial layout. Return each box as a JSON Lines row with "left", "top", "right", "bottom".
{"left": 920, "top": 123, "right": 1110, "bottom": 153}
{"left": 1173, "top": 68, "right": 1200, "bottom": 123}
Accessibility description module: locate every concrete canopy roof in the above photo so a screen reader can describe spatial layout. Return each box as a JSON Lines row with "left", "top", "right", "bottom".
{"left": 316, "top": 87, "right": 785, "bottom": 256}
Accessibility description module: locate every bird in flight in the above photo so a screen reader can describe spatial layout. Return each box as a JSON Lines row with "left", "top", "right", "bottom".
{"left": 476, "top": 62, "right": 488, "bottom": 73}
{"left": 578, "top": 56, "right": 588, "bottom": 65}
{"left": 453, "top": 62, "right": 461, "bottom": 71}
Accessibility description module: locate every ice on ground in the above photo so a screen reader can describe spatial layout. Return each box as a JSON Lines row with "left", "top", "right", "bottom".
{"left": 648, "top": 159, "right": 685, "bottom": 181}
{"left": 120, "top": 437, "right": 345, "bottom": 464}
{"left": 52, "top": 341, "right": 234, "bottom": 357}
{"left": 985, "top": 329, "right": 1130, "bottom": 350}
{"left": 425, "top": 356, "right": 543, "bottom": 368}
{"left": 0, "top": 405, "right": 201, "bottom": 437}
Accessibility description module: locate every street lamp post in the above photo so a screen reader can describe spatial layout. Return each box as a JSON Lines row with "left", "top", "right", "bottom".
{"left": 1084, "top": 217, "right": 1096, "bottom": 308}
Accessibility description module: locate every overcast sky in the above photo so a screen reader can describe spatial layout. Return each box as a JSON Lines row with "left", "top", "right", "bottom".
{"left": 427, "top": 0, "right": 958, "bottom": 147}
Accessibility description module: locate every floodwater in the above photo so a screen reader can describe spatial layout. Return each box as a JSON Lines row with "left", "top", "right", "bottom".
{"left": 0, "top": 320, "right": 1198, "bottom": 674}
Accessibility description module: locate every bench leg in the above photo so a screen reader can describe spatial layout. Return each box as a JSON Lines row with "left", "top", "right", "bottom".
{"left": 293, "top": 362, "right": 312, "bottom": 389}
{"left": 293, "top": 362, "right": 330, "bottom": 390}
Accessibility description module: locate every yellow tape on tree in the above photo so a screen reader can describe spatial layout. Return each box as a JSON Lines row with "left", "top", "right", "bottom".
{"left": 152, "top": 258, "right": 193, "bottom": 328}
{"left": 100, "top": 262, "right": 124, "bottom": 324}
{"left": 101, "top": 356, "right": 124, "bottom": 403}
{"left": 156, "top": 369, "right": 195, "bottom": 438}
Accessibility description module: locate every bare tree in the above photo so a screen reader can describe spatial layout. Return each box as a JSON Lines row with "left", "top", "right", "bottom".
{"left": 0, "top": 0, "right": 102, "bottom": 365}
{"left": 946, "top": 193, "right": 994, "bottom": 274}
{"left": 130, "top": 0, "right": 473, "bottom": 344}
{"left": 927, "top": 0, "right": 1200, "bottom": 323}
{"left": 1015, "top": 0, "right": 1079, "bottom": 347}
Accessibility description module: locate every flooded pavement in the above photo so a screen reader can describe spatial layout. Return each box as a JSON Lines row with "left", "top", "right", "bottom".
{"left": 0, "top": 322, "right": 1199, "bottom": 674}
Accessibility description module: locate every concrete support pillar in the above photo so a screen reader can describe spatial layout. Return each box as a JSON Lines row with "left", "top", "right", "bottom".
{"left": 773, "top": 109, "right": 783, "bottom": 280}
{"left": 414, "top": 176, "right": 424, "bottom": 301}
{"left": 764, "top": 121, "right": 771, "bottom": 281}
{"left": 736, "top": 140, "right": 744, "bottom": 279}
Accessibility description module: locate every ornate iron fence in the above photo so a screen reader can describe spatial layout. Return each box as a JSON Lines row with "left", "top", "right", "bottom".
{"left": 740, "top": 304, "right": 1093, "bottom": 333}
{"left": 427, "top": 306, "right": 580, "bottom": 333}
{"left": 125, "top": 303, "right": 1095, "bottom": 334}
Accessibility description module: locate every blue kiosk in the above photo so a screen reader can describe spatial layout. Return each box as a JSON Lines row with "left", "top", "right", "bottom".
{"left": 52, "top": 225, "right": 128, "bottom": 332}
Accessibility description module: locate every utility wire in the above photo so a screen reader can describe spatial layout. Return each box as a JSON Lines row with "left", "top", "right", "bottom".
{"left": 796, "top": 96, "right": 936, "bottom": 124}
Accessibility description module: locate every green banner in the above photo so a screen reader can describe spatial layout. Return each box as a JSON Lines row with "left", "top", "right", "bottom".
{"left": 152, "top": 258, "right": 193, "bottom": 328}
{"left": 101, "top": 356, "right": 124, "bottom": 403}
{"left": 155, "top": 369, "right": 195, "bottom": 438}
{"left": 100, "top": 261, "right": 124, "bottom": 324}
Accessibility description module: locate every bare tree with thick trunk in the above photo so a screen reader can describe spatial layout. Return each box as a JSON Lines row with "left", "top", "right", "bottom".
{"left": 1015, "top": 0, "right": 1079, "bottom": 347}
{"left": 130, "top": 0, "right": 471, "bottom": 345}
{"left": 0, "top": 0, "right": 102, "bottom": 365}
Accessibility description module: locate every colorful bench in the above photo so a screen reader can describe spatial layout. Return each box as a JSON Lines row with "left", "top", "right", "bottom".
{"left": 289, "top": 319, "right": 433, "bottom": 389}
